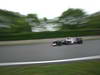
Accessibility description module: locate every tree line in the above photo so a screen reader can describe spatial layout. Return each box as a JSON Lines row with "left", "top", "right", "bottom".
{"left": 0, "top": 8, "right": 100, "bottom": 33}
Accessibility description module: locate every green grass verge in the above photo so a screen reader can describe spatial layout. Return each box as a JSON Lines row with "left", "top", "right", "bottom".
{"left": 0, "top": 30, "right": 100, "bottom": 41}
{"left": 0, "top": 60, "right": 100, "bottom": 75}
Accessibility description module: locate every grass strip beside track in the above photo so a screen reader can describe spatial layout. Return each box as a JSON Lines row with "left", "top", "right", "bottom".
{"left": 0, "top": 60, "right": 100, "bottom": 75}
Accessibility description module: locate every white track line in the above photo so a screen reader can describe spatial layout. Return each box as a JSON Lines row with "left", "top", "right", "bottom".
{"left": 0, "top": 55, "right": 100, "bottom": 66}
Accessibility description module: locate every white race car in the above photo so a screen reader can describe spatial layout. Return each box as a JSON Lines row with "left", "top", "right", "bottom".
{"left": 52, "top": 37, "right": 83, "bottom": 46}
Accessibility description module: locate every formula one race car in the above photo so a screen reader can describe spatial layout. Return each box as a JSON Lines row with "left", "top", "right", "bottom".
{"left": 52, "top": 37, "right": 83, "bottom": 46}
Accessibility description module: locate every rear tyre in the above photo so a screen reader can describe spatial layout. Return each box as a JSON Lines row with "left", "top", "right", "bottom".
{"left": 78, "top": 40, "right": 83, "bottom": 44}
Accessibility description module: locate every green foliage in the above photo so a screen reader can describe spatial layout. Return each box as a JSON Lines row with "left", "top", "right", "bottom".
{"left": 43, "top": 17, "right": 48, "bottom": 22}
{"left": 59, "top": 8, "right": 100, "bottom": 31}
{"left": 0, "top": 9, "right": 21, "bottom": 18}
{"left": 27, "top": 14, "right": 40, "bottom": 23}
{"left": 0, "top": 9, "right": 32, "bottom": 33}
{"left": 59, "top": 8, "right": 87, "bottom": 31}
{"left": 0, "top": 8, "right": 100, "bottom": 36}
{"left": 0, "top": 9, "right": 22, "bottom": 24}
{"left": 60, "top": 24, "right": 79, "bottom": 30}
{"left": 86, "top": 13, "right": 100, "bottom": 28}
{"left": 60, "top": 8, "right": 86, "bottom": 18}
{"left": 10, "top": 18, "right": 32, "bottom": 33}
{"left": 79, "top": 12, "right": 100, "bottom": 29}
{"left": 0, "top": 30, "right": 100, "bottom": 41}
{"left": 27, "top": 14, "right": 37, "bottom": 18}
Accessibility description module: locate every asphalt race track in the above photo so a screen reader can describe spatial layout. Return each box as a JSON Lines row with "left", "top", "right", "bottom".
{"left": 0, "top": 40, "right": 100, "bottom": 63}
